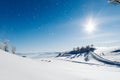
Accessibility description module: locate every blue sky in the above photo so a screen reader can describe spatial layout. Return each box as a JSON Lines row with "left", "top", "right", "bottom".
{"left": 0, "top": 0, "right": 120, "bottom": 52}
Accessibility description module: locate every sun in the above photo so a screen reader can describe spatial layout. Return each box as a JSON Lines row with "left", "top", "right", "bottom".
{"left": 84, "top": 17, "right": 97, "bottom": 33}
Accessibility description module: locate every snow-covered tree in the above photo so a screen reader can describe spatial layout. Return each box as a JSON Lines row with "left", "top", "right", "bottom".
{"left": 2, "top": 40, "right": 9, "bottom": 52}
{"left": 108, "top": 0, "right": 120, "bottom": 4}
{"left": 12, "top": 46, "right": 16, "bottom": 54}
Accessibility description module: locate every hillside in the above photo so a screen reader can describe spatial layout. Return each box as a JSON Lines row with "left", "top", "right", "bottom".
{"left": 0, "top": 49, "right": 120, "bottom": 80}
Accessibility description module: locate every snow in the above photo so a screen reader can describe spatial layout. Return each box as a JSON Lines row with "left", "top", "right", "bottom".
{"left": 16, "top": 52, "right": 59, "bottom": 59}
{"left": 103, "top": 55, "right": 120, "bottom": 61}
{"left": 95, "top": 47, "right": 120, "bottom": 62}
{"left": 0, "top": 49, "right": 120, "bottom": 80}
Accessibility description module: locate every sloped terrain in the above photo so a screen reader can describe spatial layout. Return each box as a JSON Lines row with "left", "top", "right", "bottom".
{"left": 56, "top": 47, "right": 120, "bottom": 66}
{"left": 1, "top": 49, "right": 120, "bottom": 80}
{"left": 97, "top": 48, "right": 120, "bottom": 62}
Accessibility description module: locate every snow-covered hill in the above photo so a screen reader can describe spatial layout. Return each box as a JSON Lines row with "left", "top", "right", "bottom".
{"left": 99, "top": 48, "right": 120, "bottom": 62}
{"left": 56, "top": 47, "right": 120, "bottom": 65}
{"left": 0, "top": 49, "right": 120, "bottom": 80}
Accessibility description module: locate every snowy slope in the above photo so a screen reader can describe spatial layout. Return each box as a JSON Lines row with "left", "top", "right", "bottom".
{"left": 56, "top": 47, "right": 120, "bottom": 66}
{"left": 95, "top": 48, "right": 120, "bottom": 62}
{"left": 0, "top": 49, "right": 120, "bottom": 80}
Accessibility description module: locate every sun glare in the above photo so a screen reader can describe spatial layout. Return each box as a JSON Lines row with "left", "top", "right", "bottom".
{"left": 84, "top": 17, "right": 97, "bottom": 34}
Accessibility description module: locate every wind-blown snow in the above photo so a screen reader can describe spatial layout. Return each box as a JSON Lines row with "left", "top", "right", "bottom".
{"left": 0, "top": 49, "right": 120, "bottom": 80}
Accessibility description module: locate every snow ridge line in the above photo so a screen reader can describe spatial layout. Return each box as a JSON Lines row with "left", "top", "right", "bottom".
{"left": 91, "top": 52, "right": 120, "bottom": 67}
